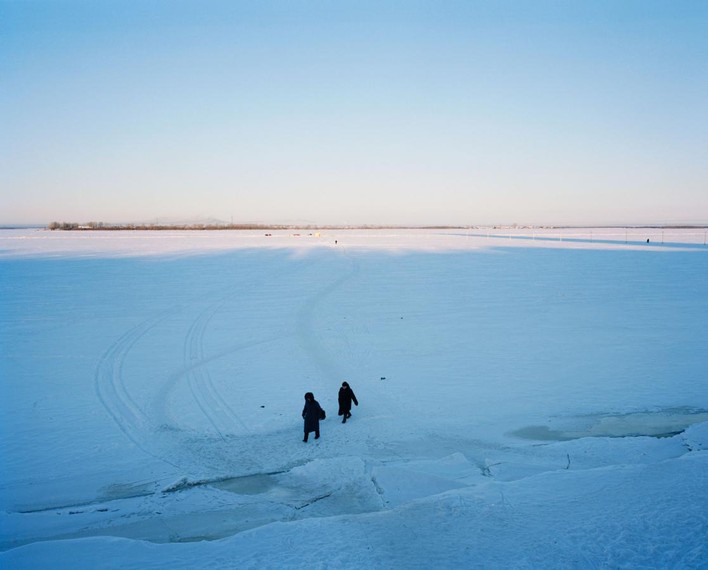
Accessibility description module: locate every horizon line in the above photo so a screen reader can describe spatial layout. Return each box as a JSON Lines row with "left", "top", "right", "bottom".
{"left": 5, "top": 222, "right": 708, "bottom": 231}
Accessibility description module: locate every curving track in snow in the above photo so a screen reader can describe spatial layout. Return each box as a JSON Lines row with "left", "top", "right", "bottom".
{"left": 183, "top": 301, "right": 250, "bottom": 440}
{"left": 95, "top": 249, "right": 359, "bottom": 476}
{"left": 94, "top": 311, "right": 182, "bottom": 468}
{"left": 295, "top": 249, "right": 360, "bottom": 391}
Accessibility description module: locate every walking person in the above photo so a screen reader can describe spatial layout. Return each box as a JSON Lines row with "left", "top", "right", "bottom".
{"left": 338, "top": 381, "right": 358, "bottom": 423}
{"left": 302, "top": 392, "right": 324, "bottom": 442}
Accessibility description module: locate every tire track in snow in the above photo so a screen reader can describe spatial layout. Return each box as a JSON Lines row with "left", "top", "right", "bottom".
{"left": 154, "top": 332, "right": 290, "bottom": 430}
{"left": 152, "top": 256, "right": 310, "bottom": 445}
{"left": 184, "top": 302, "right": 250, "bottom": 439}
{"left": 94, "top": 312, "right": 181, "bottom": 468}
{"left": 296, "top": 249, "right": 360, "bottom": 387}
{"left": 95, "top": 254, "right": 309, "bottom": 477}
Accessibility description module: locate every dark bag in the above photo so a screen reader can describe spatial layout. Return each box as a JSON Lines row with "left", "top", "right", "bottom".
{"left": 320, "top": 408, "right": 326, "bottom": 420}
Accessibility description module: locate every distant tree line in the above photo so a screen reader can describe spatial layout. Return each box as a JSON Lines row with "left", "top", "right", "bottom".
{"left": 47, "top": 222, "right": 294, "bottom": 231}
{"left": 46, "top": 222, "right": 706, "bottom": 232}
{"left": 46, "top": 222, "right": 474, "bottom": 231}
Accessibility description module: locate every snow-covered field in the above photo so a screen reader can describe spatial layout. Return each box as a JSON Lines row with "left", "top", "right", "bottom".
{"left": 1, "top": 227, "right": 707, "bottom": 568}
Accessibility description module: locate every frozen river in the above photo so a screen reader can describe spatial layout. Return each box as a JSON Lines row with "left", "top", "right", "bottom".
{"left": 1, "top": 227, "right": 707, "bottom": 568}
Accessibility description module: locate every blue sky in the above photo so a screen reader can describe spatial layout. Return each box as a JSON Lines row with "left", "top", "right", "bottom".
{"left": 1, "top": 1, "right": 707, "bottom": 226}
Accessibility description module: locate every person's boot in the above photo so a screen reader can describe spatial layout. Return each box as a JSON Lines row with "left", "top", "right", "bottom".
{"left": 342, "top": 416, "right": 346, "bottom": 423}
{"left": 315, "top": 431, "right": 320, "bottom": 439}
{"left": 303, "top": 434, "right": 308, "bottom": 442}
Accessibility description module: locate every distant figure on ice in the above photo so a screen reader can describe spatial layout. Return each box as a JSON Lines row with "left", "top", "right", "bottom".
{"left": 302, "top": 392, "right": 324, "bottom": 442}
{"left": 338, "top": 381, "right": 358, "bottom": 423}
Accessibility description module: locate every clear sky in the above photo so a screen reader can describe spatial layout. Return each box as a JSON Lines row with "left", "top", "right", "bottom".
{"left": 1, "top": 1, "right": 707, "bottom": 226}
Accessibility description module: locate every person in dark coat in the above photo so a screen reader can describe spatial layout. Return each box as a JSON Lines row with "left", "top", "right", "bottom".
{"left": 338, "top": 381, "right": 358, "bottom": 423}
{"left": 302, "top": 392, "right": 324, "bottom": 442}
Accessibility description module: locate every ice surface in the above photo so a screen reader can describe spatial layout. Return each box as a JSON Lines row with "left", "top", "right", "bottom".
{"left": 1, "top": 228, "right": 706, "bottom": 568}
